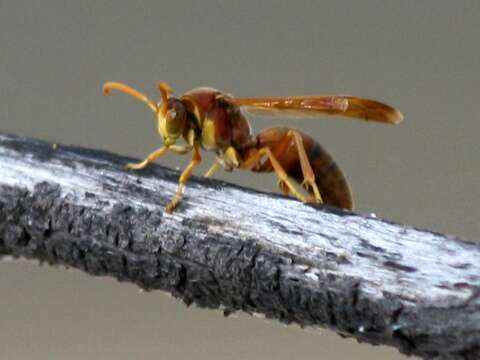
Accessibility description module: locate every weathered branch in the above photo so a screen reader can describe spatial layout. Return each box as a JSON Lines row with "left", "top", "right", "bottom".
{"left": 0, "top": 132, "right": 479, "bottom": 359}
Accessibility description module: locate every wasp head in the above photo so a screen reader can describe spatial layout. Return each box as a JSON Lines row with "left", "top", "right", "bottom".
{"left": 157, "top": 94, "right": 187, "bottom": 147}
{"left": 102, "top": 80, "right": 189, "bottom": 148}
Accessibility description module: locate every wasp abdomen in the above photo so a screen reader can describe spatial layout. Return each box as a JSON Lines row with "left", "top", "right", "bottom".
{"left": 305, "top": 139, "right": 353, "bottom": 210}
{"left": 251, "top": 127, "right": 353, "bottom": 210}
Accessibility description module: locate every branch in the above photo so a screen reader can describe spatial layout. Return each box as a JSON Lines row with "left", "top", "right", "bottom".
{"left": 0, "top": 132, "right": 479, "bottom": 360}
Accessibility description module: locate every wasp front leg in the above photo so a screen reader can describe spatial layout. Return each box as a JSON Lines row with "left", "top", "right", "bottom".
{"left": 125, "top": 145, "right": 192, "bottom": 171}
{"left": 165, "top": 145, "right": 202, "bottom": 213}
{"left": 125, "top": 146, "right": 169, "bottom": 170}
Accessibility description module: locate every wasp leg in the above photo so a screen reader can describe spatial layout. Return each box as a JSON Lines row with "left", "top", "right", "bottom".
{"left": 241, "top": 147, "right": 309, "bottom": 203}
{"left": 204, "top": 160, "right": 221, "bottom": 177}
{"left": 166, "top": 145, "right": 201, "bottom": 213}
{"left": 289, "top": 130, "right": 323, "bottom": 203}
{"left": 169, "top": 145, "right": 193, "bottom": 155}
{"left": 260, "top": 131, "right": 298, "bottom": 196}
{"left": 260, "top": 130, "right": 322, "bottom": 203}
{"left": 125, "top": 146, "right": 168, "bottom": 170}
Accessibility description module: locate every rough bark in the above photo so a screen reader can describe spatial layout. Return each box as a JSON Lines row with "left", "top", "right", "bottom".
{"left": 0, "top": 132, "right": 479, "bottom": 359}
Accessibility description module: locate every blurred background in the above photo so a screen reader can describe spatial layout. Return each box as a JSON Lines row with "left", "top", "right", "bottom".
{"left": 1, "top": 1, "right": 479, "bottom": 359}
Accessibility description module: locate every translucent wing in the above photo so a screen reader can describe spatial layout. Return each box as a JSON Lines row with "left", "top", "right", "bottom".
{"left": 233, "top": 96, "right": 403, "bottom": 124}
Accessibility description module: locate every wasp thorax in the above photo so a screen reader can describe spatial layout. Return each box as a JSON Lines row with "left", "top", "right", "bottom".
{"left": 158, "top": 98, "right": 187, "bottom": 146}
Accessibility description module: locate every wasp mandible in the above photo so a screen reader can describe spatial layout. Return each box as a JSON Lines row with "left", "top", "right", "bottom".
{"left": 103, "top": 81, "right": 403, "bottom": 212}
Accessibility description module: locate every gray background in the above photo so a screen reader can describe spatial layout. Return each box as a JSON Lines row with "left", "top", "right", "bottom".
{"left": 1, "top": 1, "right": 479, "bottom": 359}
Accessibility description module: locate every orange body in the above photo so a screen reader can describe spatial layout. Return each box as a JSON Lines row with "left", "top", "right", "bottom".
{"left": 103, "top": 81, "right": 402, "bottom": 212}
{"left": 181, "top": 88, "right": 353, "bottom": 208}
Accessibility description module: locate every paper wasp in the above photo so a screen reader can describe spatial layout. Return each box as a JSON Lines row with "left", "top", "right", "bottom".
{"left": 103, "top": 81, "right": 403, "bottom": 212}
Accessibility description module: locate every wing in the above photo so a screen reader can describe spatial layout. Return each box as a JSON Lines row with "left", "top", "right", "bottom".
{"left": 233, "top": 95, "right": 403, "bottom": 124}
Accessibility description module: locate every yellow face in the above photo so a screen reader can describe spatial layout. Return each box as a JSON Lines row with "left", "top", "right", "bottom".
{"left": 157, "top": 99, "right": 187, "bottom": 147}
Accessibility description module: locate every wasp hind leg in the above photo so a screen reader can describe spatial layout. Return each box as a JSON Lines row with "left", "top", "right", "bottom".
{"left": 260, "top": 130, "right": 323, "bottom": 204}
{"left": 289, "top": 130, "right": 323, "bottom": 203}
{"left": 240, "top": 146, "right": 310, "bottom": 203}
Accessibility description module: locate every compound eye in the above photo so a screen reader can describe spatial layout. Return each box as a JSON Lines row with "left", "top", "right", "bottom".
{"left": 165, "top": 102, "right": 186, "bottom": 135}
{"left": 168, "top": 109, "right": 177, "bottom": 120}
{"left": 171, "top": 101, "right": 186, "bottom": 121}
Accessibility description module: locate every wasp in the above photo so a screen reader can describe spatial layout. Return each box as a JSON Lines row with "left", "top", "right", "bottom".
{"left": 103, "top": 81, "right": 403, "bottom": 213}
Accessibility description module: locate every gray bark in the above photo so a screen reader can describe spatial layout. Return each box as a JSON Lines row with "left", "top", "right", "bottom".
{"left": 0, "top": 132, "right": 479, "bottom": 359}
